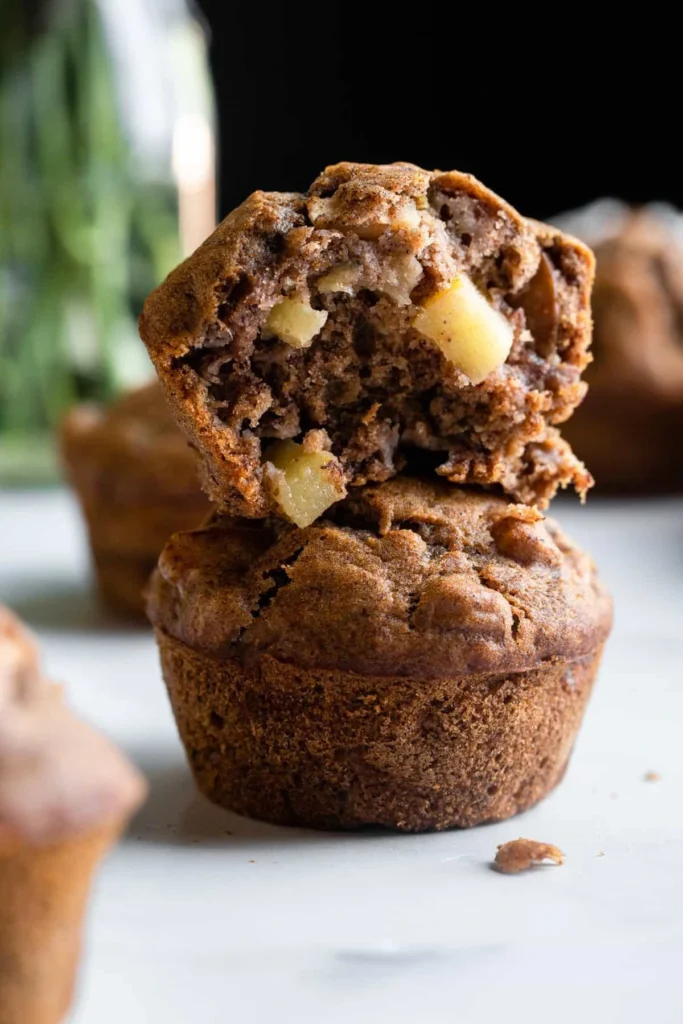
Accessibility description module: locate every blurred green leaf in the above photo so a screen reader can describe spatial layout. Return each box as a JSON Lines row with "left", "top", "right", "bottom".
{"left": 0, "top": 0, "right": 184, "bottom": 473}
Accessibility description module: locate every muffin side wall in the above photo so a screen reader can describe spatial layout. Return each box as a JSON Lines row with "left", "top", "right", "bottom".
{"left": 157, "top": 629, "right": 603, "bottom": 832}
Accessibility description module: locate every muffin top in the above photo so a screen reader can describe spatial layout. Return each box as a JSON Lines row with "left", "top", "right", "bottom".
{"left": 61, "top": 380, "right": 207, "bottom": 504}
{"left": 0, "top": 606, "right": 146, "bottom": 848}
{"left": 140, "top": 161, "right": 594, "bottom": 520}
{"left": 147, "top": 477, "right": 611, "bottom": 679}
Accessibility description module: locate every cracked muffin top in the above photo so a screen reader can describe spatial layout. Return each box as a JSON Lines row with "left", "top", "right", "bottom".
{"left": 146, "top": 477, "right": 611, "bottom": 679}
{"left": 140, "top": 162, "right": 595, "bottom": 522}
{"left": 0, "top": 606, "right": 146, "bottom": 848}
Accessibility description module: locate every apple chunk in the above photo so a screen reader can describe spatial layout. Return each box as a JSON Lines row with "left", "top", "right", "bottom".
{"left": 316, "top": 263, "right": 359, "bottom": 295}
{"left": 265, "top": 440, "right": 347, "bottom": 527}
{"left": 265, "top": 297, "right": 328, "bottom": 349}
{"left": 413, "top": 275, "right": 513, "bottom": 384}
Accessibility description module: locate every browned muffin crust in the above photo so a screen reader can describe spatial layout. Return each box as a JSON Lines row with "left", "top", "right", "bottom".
{"left": 61, "top": 381, "right": 211, "bottom": 618}
{"left": 157, "top": 634, "right": 604, "bottom": 831}
{"left": 146, "top": 478, "right": 611, "bottom": 832}
{"left": 140, "top": 162, "right": 595, "bottom": 517}
{"left": 561, "top": 205, "right": 683, "bottom": 492}
{"left": 147, "top": 478, "right": 611, "bottom": 679}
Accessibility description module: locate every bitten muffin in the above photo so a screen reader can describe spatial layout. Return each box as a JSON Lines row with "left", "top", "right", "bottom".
{"left": 61, "top": 380, "right": 211, "bottom": 619}
{"left": 558, "top": 201, "right": 683, "bottom": 492}
{"left": 0, "top": 606, "right": 146, "bottom": 1024}
{"left": 139, "top": 162, "right": 595, "bottom": 525}
{"left": 146, "top": 478, "right": 612, "bottom": 832}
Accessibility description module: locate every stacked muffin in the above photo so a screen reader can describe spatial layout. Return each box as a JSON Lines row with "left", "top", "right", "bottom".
{"left": 559, "top": 202, "right": 683, "bottom": 492}
{"left": 140, "top": 162, "right": 612, "bottom": 831}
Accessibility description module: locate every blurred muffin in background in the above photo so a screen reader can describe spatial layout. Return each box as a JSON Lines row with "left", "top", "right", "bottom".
{"left": 61, "top": 382, "right": 211, "bottom": 621}
{"left": 1, "top": 604, "right": 146, "bottom": 1023}
{"left": 558, "top": 201, "right": 683, "bottom": 493}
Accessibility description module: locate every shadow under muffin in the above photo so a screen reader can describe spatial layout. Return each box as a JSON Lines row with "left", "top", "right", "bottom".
{"left": 146, "top": 478, "right": 612, "bottom": 832}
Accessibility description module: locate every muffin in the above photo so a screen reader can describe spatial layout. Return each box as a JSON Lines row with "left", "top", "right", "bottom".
{"left": 61, "top": 380, "right": 211, "bottom": 619}
{"left": 0, "top": 606, "right": 146, "bottom": 1023}
{"left": 139, "top": 161, "right": 595, "bottom": 524}
{"left": 558, "top": 201, "right": 683, "bottom": 492}
{"left": 146, "top": 478, "right": 612, "bottom": 832}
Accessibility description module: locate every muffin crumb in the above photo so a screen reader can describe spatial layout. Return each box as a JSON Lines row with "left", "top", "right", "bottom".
{"left": 643, "top": 771, "right": 661, "bottom": 782}
{"left": 494, "top": 838, "right": 564, "bottom": 874}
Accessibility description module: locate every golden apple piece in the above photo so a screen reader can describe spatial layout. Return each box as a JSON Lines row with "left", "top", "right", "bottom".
{"left": 413, "top": 275, "right": 513, "bottom": 384}
{"left": 265, "top": 297, "right": 328, "bottom": 349}
{"left": 316, "top": 263, "right": 359, "bottom": 295}
{"left": 265, "top": 440, "right": 347, "bottom": 527}
{"left": 380, "top": 253, "right": 423, "bottom": 305}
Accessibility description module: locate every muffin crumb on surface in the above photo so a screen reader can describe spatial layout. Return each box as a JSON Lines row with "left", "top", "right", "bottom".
{"left": 494, "top": 838, "right": 564, "bottom": 874}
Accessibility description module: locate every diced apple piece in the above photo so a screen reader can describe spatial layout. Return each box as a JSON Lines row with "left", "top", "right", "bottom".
{"left": 380, "top": 254, "right": 423, "bottom": 305}
{"left": 265, "top": 297, "right": 328, "bottom": 349}
{"left": 316, "top": 263, "right": 359, "bottom": 295}
{"left": 306, "top": 196, "right": 340, "bottom": 230}
{"left": 413, "top": 275, "right": 513, "bottom": 383}
{"left": 317, "top": 255, "right": 423, "bottom": 306}
{"left": 265, "top": 440, "right": 347, "bottom": 527}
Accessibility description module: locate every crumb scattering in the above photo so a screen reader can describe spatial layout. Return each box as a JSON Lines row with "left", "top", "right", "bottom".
{"left": 643, "top": 771, "right": 661, "bottom": 782}
{"left": 494, "top": 838, "right": 564, "bottom": 874}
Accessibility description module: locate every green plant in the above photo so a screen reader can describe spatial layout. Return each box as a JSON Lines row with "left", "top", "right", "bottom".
{"left": 0, "top": 0, "right": 181, "bottom": 482}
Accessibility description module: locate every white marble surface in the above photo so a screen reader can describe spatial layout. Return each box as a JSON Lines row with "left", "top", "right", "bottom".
{"left": 1, "top": 489, "right": 683, "bottom": 1024}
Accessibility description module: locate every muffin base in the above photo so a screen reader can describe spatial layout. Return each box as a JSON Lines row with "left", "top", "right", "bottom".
{"left": 0, "top": 824, "right": 118, "bottom": 1024}
{"left": 157, "top": 630, "right": 604, "bottom": 832}
{"left": 92, "top": 550, "right": 158, "bottom": 621}
{"left": 565, "top": 390, "right": 683, "bottom": 494}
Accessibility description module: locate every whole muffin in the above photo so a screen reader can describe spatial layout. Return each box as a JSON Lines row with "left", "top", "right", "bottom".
{"left": 559, "top": 202, "right": 683, "bottom": 492}
{"left": 61, "top": 381, "right": 211, "bottom": 619}
{"left": 146, "top": 478, "right": 612, "bottom": 832}
{"left": 140, "top": 161, "right": 594, "bottom": 524}
{"left": 0, "top": 606, "right": 146, "bottom": 1023}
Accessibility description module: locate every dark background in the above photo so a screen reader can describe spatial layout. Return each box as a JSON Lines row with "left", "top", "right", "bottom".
{"left": 196, "top": 3, "right": 677, "bottom": 222}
